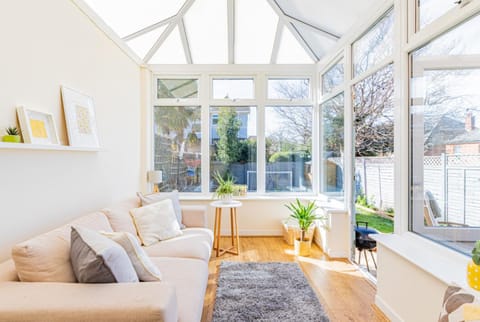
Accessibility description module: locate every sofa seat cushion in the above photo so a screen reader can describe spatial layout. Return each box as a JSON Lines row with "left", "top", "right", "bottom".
{"left": 151, "top": 257, "right": 208, "bottom": 322}
{"left": 12, "top": 212, "right": 113, "bottom": 282}
{"left": 143, "top": 228, "right": 213, "bottom": 262}
{"left": 101, "top": 197, "right": 140, "bottom": 240}
{"left": 0, "top": 281, "right": 178, "bottom": 322}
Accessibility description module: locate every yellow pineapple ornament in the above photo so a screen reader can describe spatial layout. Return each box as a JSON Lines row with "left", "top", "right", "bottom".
{"left": 467, "top": 240, "right": 480, "bottom": 291}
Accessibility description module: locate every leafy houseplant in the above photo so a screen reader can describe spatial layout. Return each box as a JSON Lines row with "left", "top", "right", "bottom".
{"left": 286, "top": 199, "right": 319, "bottom": 256}
{"left": 2, "top": 127, "right": 21, "bottom": 143}
{"left": 213, "top": 171, "right": 236, "bottom": 203}
{"left": 467, "top": 240, "right": 480, "bottom": 291}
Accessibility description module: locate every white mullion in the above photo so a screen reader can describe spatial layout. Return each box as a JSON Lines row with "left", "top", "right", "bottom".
{"left": 284, "top": 14, "right": 340, "bottom": 41}
{"left": 343, "top": 45, "right": 354, "bottom": 259}
{"left": 122, "top": 15, "right": 177, "bottom": 41}
{"left": 200, "top": 73, "right": 211, "bottom": 194}
{"left": 319, "top": 87, "right": 345, "bottom": 105}
{"left": 265, "top": 0, "right": 318, "bottom": 62}
{"left": 143, "top": 67, "right": 153, "bottom": 193}
{"left": 311, "top": 72, "right": 320, "bottom": 195}
{"left": 228, "top": 0, "right": 235, "bottom": 64}
{"left": 178, "top": 18, "right": 193, "bottom": 64}
{"left": 270, "top": 20, "right": 284, "bottom": 64}
{"left": 257, "top": 73, "right": 266, "bottom": 194}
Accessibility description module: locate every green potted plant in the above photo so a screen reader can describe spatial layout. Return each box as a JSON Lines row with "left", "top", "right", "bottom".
{"left": 467, "top": 240, "right": 480, "bottom": 290}
{"left": 2, "top": 126, "right": 21, "bottom": 143}
{"left": 286, "top": 199, "right": 319, "bottom": 256}
{"left": 213, "top": 171, "right": 236, "bottom": 203}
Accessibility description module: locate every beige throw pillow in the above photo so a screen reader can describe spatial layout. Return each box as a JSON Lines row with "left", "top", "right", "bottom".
{"left": 102, "top": 231, "right": 162, "bottom": 282}
{"left": 137, "top": 191, "right": 185, "bottom": 229}
{"left": 130, "top": 199, "right": 183, "bottom": 246}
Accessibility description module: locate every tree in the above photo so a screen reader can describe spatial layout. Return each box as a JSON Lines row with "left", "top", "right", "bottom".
{"left": 216, "top": 107, "right": 241, "bottom": 164}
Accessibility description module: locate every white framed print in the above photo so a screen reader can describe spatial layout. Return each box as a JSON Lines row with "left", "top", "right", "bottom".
{"left": 17, "top": 106, "right": 60, "bottom": 145}
{"left": 61, "top": 86, "right": 100, "bottom": 148}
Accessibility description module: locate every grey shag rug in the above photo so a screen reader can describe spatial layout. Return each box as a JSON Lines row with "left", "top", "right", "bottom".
{"left": 213, "top": 262, "right": 329, "bottom": 322}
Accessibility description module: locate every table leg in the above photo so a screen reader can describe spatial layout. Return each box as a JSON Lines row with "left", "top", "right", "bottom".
{"left": 230, "top": 208, "right": 235, "bottom": 247}
{"left": 234, "top": 208, "right": 240, "bottom": 254}
{"left": 213, "top": 208, "right": 219, "bottom": 252}
{"left": 216, "top": 208, "right": 222, "bottom": 257}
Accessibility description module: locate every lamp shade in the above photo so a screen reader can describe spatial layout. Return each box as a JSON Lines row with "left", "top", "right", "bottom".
{"left": 147, "top": 170, "right": 163, "bottom": 184}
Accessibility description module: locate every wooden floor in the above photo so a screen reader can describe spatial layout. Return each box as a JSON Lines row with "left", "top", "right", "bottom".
{"left": 202, "top": 237, "right": 389, "bottom": 322}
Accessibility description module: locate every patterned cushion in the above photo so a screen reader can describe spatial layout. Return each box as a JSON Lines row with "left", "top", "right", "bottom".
{"left": 439, "top": 284, "right": 480, "bottom": 322}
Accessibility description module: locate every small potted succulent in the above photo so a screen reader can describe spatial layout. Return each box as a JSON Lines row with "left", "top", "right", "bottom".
{"left": 286, "top": 199, "right": 319, "bottom": 256}
{"left": 467, "top": 240, "right": 480, "bottom": 290}
{"left": 2, "top": 127, "right": 21, "bottom": 143}
{"left": 213, "top": 171, "right": 235, "bottom": 203}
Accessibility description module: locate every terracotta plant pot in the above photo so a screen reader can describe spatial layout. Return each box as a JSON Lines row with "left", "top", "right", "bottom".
{"left": 467, "top": 260, "right": 480, "bottom": 291}
{"left": 2, "top": 135, "right": 21, "bottom": 143}
{"left": 294, "top": 238, "right": 311, "bottom": 256}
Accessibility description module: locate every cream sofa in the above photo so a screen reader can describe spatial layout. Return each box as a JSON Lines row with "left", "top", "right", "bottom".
{"left": 0, "top": 197, "right": 213, "bottom": 322}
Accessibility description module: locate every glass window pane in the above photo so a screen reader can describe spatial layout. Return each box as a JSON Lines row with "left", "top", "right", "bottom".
{"left": 209, "top": 107, "right": 257, "bottom": 192}
{"left": 322, "top": 59, "right": 344, "bottom": 95}
{"left": 410, "top": 14, "right": 480, "bottom": 254}
{"left": 268, "top": 78, "right": 310, "bottom": 100}
{"left": 236, "top": 0, "right": 278, "bottom": 64}
{"left": 418, "top": 0, "right": 457, "bottom": 30}
{"left": 126, "top": 26, "right": 166, "bottom": 59}
{"left": 184, "top": 0, "right": 228, "bottom": 64}
{"left": 265, "top": 106, "right": 312, "bottom": 192}
{"left": 212, "top": 78, "right": 254, "bottom": 100}
{"left": 321, "top": 93, "right": 344, "bottom": 193}
{"left": 353, "top": 64, "right": 395, "bottom": 225}
{"left": 353, "top": 9, "right": 394, "bottom": 77}
{"left": 148, "top": 26, "right": 186, "bottom": 64}
{"left": 157, "top": 79, "right": 199, "bottom": 99}
{"left": 154, "top": 106, "right": 202, "bottom": 192}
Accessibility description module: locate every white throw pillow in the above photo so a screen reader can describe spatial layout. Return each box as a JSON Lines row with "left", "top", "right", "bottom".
{"left": 102, "top": 231, "right": 162, "bottom": 282}
{"left": 130, "top": 199, "right": 183, "bottom": 246}
{"left": 137, "top": 191, "right": 185, "bottom": 229}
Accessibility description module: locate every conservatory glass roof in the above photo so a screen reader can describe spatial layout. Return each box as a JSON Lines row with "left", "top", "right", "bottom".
{"left": 82, "top": 0, "right": 383, "bottom": 64}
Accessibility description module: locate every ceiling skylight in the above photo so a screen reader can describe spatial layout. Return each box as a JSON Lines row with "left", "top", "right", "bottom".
{"left": 276, "top": 26, "right": 314, "bottom": 64}
{"left": 149, "top": 26, "right": 187, "bottom": 64}
{"left": 80, "top": 0, "right": 383, "bottom": 64}
{"left": 184, "top": 0, "right": 228, "bottom": 64}
{"left": 84, "top": 0, "right": 185, "bottom": 37}
{"left": 235, "top": 0, "right": 278, "bottom": 64}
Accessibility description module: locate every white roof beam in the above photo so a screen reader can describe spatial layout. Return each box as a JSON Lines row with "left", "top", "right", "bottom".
{"left": 266, "top": 0, "right": 319, "bottom": 62}
{"left": 178, "top": 18, "right": 193, "bottom": 64}
{"left": 270, "top": 20, "right": 283, "bottom": 64}
{"left": 143, "top": 0, "right": 196, "bottom": 63}
{"left": 122, "top": 15, "right": 176, "bottom": 42}
{"left": 284, "top": 14, "right": 340, "bottom": 41}
{"left": 227, "top": 0, "right": 235, "bottom": 64}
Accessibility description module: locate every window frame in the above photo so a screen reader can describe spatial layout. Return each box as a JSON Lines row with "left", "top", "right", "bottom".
{"left": 153, "top": 75, "right": 202, "bottom": 106}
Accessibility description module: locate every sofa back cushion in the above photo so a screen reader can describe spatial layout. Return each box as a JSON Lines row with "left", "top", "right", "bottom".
{"left": 0, "top": 260, "right": 19, "bottom": 282}
{"left": 11, "top": 212, "right": 113, "bottom": 282}
{"left": 101, "top": 197, "right": 140, "bottom": 238}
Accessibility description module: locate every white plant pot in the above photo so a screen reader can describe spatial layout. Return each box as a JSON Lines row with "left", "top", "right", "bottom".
{"left": 220, "top": 194, "right": 233, "bottom": 204}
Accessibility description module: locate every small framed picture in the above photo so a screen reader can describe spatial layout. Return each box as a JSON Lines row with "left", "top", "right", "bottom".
{"left": 17, "top": 106, "right": 60, "bottom": 145}
{"left": 61, "top": 86, "right": 100, "bottom": 148}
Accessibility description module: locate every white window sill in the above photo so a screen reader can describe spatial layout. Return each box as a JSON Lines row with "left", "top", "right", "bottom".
{"left": 372, "top": 232, "right": 473, "bottom": 289}
{"left": 178, "top": 193, "right": 344, "bottom": 204}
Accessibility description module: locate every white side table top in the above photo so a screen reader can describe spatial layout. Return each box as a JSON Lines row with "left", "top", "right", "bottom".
{"left": 210, "top": 200, "right": 243, "bottom": 208}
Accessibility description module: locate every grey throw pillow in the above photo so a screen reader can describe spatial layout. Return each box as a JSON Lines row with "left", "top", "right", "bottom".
{"left": 137, "top": 190, "right": 185, "bottom": 228}
{"left": 70, "top": 226, "right": 139, "bottom": 283}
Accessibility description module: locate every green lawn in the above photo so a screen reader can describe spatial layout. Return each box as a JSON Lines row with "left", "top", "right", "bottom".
{"left": 355, "top": 208, "right": 394, "bottom": 233}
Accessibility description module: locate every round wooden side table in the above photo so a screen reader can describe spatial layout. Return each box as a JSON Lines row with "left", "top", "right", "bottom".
{"left": 210, "top": 200, "right": 242, "bottom": 257}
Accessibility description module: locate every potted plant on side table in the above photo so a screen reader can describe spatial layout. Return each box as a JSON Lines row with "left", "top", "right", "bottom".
{"left": 467, "top": 240, "right": 480, "bottom": 291}
{"left": 213, "top": 171, "right": 236, "bottom": 204}
{"left": 2, "top": 127, "right": 21, "bottom": 143}
{"left": 286, "top": 199, "right": 319, "bottom": 257}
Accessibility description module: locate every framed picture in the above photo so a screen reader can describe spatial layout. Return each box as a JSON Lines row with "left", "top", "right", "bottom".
{"left": 61, "top": 86, "right": 99, "bottom": 148}
{"left": 17, "top": 106, "right": 60, "bottom": 145}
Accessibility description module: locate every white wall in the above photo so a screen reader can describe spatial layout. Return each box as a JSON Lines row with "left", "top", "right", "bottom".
{"left": 0, "top": 0, "right": 141, "bottom": 260}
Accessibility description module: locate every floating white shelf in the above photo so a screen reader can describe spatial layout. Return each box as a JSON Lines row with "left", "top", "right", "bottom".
{"left": 0, "top": 142, "right": 100, "bottom": 152}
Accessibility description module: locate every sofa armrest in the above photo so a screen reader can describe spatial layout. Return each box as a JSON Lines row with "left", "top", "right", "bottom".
{"left": 181, "top": 205, "right": 207, "bottom": 228}
{"left": 0, "top": 281, "right": 178, "bottom": 322}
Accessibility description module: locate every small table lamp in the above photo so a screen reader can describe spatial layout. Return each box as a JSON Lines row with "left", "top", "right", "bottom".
{"left": 147, "top": 170, "right": 163, "bottom": 193}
